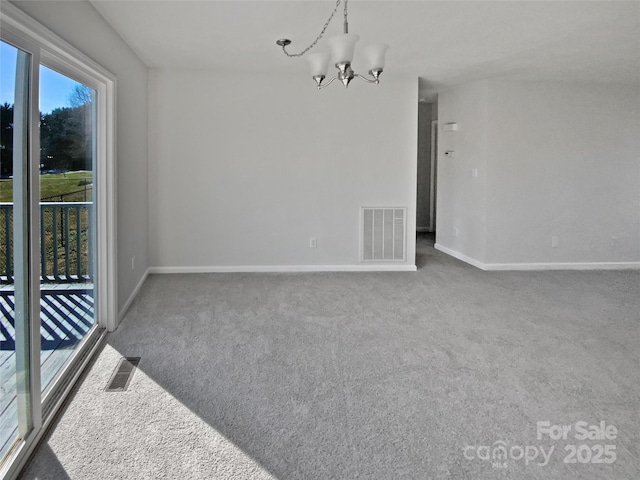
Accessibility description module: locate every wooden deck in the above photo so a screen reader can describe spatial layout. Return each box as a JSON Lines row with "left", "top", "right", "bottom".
{"left": 0, "top": 286, "right": 94, "bottom": 458}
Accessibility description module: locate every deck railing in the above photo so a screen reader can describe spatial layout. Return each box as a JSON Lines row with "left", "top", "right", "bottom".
{"left": 0, "top": 202, "right": 93, "bottom": 284}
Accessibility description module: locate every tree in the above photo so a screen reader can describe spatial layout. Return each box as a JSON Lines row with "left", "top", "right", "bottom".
{"left": 1, "top": 103, "right": 13, "bottom": 178}
{"left": 40, "top": 105, "right": 92, "bottom": 172}
{"left": 1, "top": 90, "right": 94, "bottom": 177}
{"left": 68, "top": 84, "right": 93, "bottom": 108}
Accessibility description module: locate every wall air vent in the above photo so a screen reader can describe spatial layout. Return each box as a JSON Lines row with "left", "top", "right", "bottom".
{"left": 361, "top": 207, "right": 406, "bottom": 261}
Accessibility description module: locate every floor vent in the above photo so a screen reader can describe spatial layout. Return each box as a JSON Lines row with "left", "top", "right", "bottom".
{"left": 361, "top": 207, "right": 406, "bottom": 261}
{"left": 105, "top": 357, "right": 140, "bottom": 392}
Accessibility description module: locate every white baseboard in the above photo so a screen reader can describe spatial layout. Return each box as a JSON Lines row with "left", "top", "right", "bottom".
{"left": 434, "top": 244, "right": 487, "bottom": 270}
{"left": 118, "top": 268, "right": 149, "bottom": 322}
{"left": 482, "top": 261, "right": 640, "bottom": 271}
{"left": 434, "top": 243, "right": 640, "bottom": 271}
{"left": 148, "top": 264, "right": 417, "bottom": 274}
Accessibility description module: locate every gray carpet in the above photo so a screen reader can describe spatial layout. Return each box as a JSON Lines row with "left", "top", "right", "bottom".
{"left": 20, "top": 235, "right": 640, "bottom": 479}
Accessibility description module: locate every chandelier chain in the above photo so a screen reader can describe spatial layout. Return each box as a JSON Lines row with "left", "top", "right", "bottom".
{"left": 344, "top": 0, "right": 348, "bottom": 26}
{"left": 280, "top": 0, "right": 342, "bottom": 57}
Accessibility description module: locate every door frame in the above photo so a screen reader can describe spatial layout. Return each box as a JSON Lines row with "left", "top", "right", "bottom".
{"left": 429, "top": 120, "right": 438, "bottom": 233}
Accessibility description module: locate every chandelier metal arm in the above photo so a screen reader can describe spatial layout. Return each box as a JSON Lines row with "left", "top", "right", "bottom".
{"left": 317, "top": 76, "right": 339, "bottom": 90}
{"left": 279, "top": 0, "right": 342, "bottom": 57}
{"left": 317, "top": 70, "right": 382, "bottom": 90}
{"left": 355, "top": 74, "right": 378, "bottom": 85}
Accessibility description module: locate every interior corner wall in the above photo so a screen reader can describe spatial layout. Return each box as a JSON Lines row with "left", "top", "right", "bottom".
{"left": 11, "top": 1, "right": 150, "bottom": 315}
{"left": 436, "top": 78, "right": 640, "bottom": 268}
{"left": 435, "top": 81, "right": 489, "bottom": 263}
{"left": 486, "top": 81, "right": 640, "bottom": 264}
{"left": 148, "top": 70, "right": 417, "bottom": 269}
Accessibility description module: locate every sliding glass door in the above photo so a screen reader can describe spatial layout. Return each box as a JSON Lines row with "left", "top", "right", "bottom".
{"left": 39, "top": 65, "right": 97, "bottom": 394}
{"left": 1, "top": 39, "right": 101, "bottom": 459}
{"left": 0, "top": 39, "right": 34, "bottom": 462}
{"left": 0, "top": 7, "right": 115, "bottom": 473}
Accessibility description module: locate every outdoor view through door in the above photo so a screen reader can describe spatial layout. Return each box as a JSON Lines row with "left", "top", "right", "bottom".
{"left": 0, "top": 41, "right": 98, "bottom": 462}
{"left": 38, "top": 65, "right": 96, "bottom": 393}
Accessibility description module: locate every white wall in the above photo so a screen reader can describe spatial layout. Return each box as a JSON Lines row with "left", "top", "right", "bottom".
{"left": 436, "top": 81, "right": 489, "bottom": 263}
{"left": 12, "top": 1, "right": 150, "bottom": 313}
{"left": 436, "top": 79, "right": 640, "bottom": 268}
{"left": 149, "top": 69, "right": 417, "bottom": 270}
{"left": 486, "top": 81, "right": 640, "bottom": 264}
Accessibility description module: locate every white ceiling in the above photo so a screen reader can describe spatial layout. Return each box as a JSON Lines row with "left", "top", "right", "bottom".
{"left": 90, "top": 0, "right": 640, "bottom": 100}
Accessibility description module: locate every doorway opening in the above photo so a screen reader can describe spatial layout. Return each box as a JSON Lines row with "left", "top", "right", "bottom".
{"left": 416, "top": 99, "right": 437, "bottom": 268}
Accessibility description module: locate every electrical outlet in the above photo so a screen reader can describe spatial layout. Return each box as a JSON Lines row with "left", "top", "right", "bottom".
{"left": 551, "top": 236, "right": 559, "bottom": 248}
{"left": 610, "top": 236, "right": 619, "bottom": 247}
{"left": 453, "top": 228, "right": 459, "bottom": 237}
{"left": 131, "top": 256, "right": 135, "bottom": 270}
{"left": 309, "top": 237, "right": 317, "bottom": 248}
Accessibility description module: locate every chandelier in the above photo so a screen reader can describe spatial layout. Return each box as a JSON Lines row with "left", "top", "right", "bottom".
{"left": 276, "top": 0, "right": 389, "bottom": 89}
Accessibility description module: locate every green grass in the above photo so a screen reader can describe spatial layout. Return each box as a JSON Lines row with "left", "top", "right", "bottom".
{"left": 0, "top": 171, "right": 93, "bottom": 203}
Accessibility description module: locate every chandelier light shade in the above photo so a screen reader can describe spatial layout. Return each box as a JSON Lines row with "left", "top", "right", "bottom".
{"left": 326, "top": 33, "right": 360, "bottom": 64}
{"left": 306, "top": 52, "right": 331, "bottom": 78}
{"left": 276, "top": 0, "right": 388, "bottom": 89}
{"left": 364, "top": 43, "right": 389, "bottom": 70}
